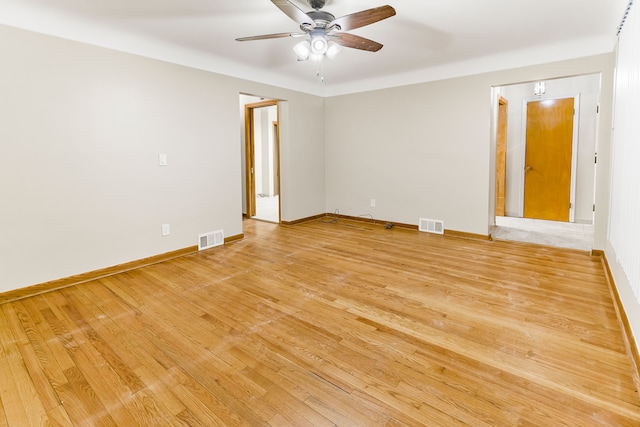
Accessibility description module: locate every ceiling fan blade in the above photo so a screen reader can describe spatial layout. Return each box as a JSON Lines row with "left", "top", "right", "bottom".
{"left": 328, "top": 5, "right": 395, "bottom": 32}
{"left": 331, "top": 33, "right": 383, "bottom": 52}
{"left": 236, "top": 32, "right": 306, "bottom": 42}
{"left": 272, "top": 0, "right": 316, "bottom": 29}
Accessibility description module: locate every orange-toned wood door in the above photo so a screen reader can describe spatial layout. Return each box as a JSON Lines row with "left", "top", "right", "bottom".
{"left": 523, "top": 98, "right": 574, "bottom": 221}
{"left": 495, "top": 96, "right": 508, "bottom": 216}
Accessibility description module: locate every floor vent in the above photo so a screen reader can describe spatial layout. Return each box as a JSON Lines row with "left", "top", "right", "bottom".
{"left": 198, "top": 230, "right": 224, "bottom": 250}
{"left": 419, "top": 218, "right": 444, "bottom": 235}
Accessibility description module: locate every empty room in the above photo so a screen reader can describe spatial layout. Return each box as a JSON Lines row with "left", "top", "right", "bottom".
{"left": 1, "top": 0, "right": 640, "bottom": 425}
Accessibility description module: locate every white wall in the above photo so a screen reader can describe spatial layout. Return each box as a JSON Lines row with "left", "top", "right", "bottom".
{"left": 255, "top": 108, "right": 266, "bottom": 195}
{"left": 325, "top": 54, "right": 614, "bottom": 241}
{"left": 277, "top": 98, "right": 326, "bottom": 222}
{"left": 261, "top": 106, "right": 277, "bottom": 197}
{"left": 499, "top": 74, "right": 601, "bottom": 223}
{"left": 325, "top": 79, "right": 490, "bottom": 234}
{"left": 0, "top": 25, "right": 325, "bottom": 292}
{"left": 607, "top": 1, "right": 640, "bottom": 360}
{"left": 250, "top": 105, "right": 277, "bottom": 197}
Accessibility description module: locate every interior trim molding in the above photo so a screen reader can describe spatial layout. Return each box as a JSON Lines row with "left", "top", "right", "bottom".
{"left": 281, "top": 214, "right": 328, "bottom": 225}
{"left": 328, "top": 213, "right": 418, "bottom": 230}
{"left": 225, "top": 233, "right": 244, "bottom": 244}
{"left": 284, "top": 213, "right": 491, "bottom": 240}
{"left": 0, "top": 245, "right": 199, "bottom": 304}
{"left": 599, "top": 252, "right": 640, "bottom": 388}
{"left": 445, "top": 229, "right": 491, "bottom": 241}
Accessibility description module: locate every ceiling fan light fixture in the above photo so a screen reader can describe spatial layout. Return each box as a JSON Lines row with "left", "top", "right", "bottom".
{"left": 310, "top": 34, "right": 328, "bottom": 55}
{"left": 293, "top": 40, "right": 311, "bottom": 60}
{"left": 238, "top": 0, "right": 396, "bottom": 78}
{"left": 325, "top": 41, "right": 342, "bottom": 59}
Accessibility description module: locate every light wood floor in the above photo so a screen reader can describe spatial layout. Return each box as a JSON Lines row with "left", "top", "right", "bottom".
{"left": 1, "top": 217, "right": 639, "bottom": 426}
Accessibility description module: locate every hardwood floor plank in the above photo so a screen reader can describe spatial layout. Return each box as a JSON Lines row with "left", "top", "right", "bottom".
{"left": 169, "top": 384, "right": 229, "bottom": 426}
{"left": 5, "top": 301, "right": 64, "bottom": 413}
{"left": 133, "top": 365, "right": 186, "bottom": 417}
{"left": 136, "top": 315, "right": 268, "bottom": 426}
{"left": 242, "top": 366, "right": 336, "bottom": 427}
{"left": 60, "top": 291, "right": 146, "bottom": 395}
{"left": 0, "top": 308, "right": 32, "bottom": 426}
{"left": 168, "top": 367, "right": 250, "bottom": 427}
{"left": 0, "top": 353, "right": 31, "bottom": 426}
{"left": 58, "top": 366, "right": 118, "bottom": 427}
{"left": 0, "top": 304, "right": 56, "bottom": 426}
{"left": 39, "top": 295, "right": 123, "bottom": 426}
{"left": 0, "top": 393, "right": 8, "bottom": 427}
{"left": 45, "top": 404, "right": 74, "bottom": 427}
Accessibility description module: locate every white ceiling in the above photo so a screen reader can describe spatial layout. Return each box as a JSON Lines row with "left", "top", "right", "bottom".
{"left": 0, "top": 0, "right": 629, "bottom": 96}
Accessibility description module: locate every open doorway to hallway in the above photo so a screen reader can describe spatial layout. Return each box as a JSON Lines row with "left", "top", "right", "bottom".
{"left": 240, "top": 94, "right": 281, "bottom": 223}
{"left": 491, "top": 74, "right": 601, "bottom": 251}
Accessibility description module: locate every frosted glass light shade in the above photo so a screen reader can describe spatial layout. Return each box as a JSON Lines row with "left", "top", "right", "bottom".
{"left": 310, "top": 35, "right": 328, "bottom": 55}
{"left": 293, "top": 40, "right": 311, "bottom": 60}
{"left": 326, "top": 41, "right": 342, "bottom": 59}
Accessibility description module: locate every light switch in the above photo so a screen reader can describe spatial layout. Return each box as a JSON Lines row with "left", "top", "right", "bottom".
{"left": 158, "top": 153, "right": 167, "bottom": 166}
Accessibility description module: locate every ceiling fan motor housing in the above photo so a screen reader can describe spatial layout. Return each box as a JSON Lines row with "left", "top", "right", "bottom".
{"left": 305, "top": 10, "right": 335, "bottom": 28}
{"left": 308, "top": 0, "right": 327, "bottom": 10}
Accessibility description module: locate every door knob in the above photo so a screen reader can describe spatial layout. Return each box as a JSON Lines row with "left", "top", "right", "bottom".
{"left": 525, "top": 165, "right": 532, "bottom": 172}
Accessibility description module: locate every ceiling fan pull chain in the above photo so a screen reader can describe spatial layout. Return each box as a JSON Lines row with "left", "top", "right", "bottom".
{"left": 316, "top": 59, "right": 325, "bottom": 83}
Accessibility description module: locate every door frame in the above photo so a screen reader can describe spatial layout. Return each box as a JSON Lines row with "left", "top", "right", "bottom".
{"left": 495, "top": 95, "right": 508, "bottom": 216}
{"left": 244, "top": 99, "right": 281, "bottom": 220}
{"left": 519, "top": 94, "right": 580, "bottom": 222}
{"left": 272, "top": 121, "right": 280, "bottom": 197}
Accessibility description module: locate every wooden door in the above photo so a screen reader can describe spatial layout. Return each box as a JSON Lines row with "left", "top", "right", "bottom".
{"left": 495, "top": 96, "right": 508, "bottom": 216}
{"left": 523, "top": 98, "right": 574, "bottom": 222}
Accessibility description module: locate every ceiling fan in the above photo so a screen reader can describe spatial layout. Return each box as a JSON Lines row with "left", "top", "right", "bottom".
{"left": 236, "top": 0, "right": 396, "bottom": 61}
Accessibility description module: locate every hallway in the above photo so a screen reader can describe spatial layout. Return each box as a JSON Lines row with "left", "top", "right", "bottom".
{"left": 491, "top": 216, "right": 593, "bottom": 251}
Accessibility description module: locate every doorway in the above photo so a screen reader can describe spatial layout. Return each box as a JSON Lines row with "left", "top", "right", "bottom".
{"left": 244, "top": 99, "right": 281, "bottom": 223}
{"left": 491, "top": 74, "right": 600, "bottom": 250}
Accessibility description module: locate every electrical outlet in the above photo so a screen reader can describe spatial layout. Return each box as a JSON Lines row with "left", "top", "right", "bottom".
{"left": 161, "top": 224, "right": 170, "bottom": 236}
{"left": 370, "top": 199, "right": 376, "bottom": 208}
